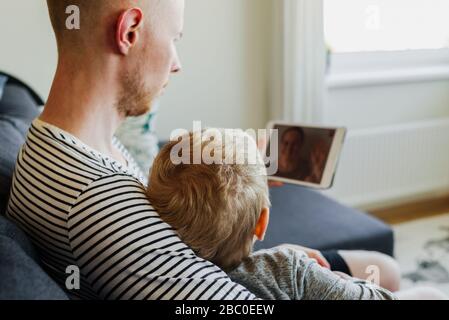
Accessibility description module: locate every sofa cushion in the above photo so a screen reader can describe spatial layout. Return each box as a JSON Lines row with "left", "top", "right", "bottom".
{"left": 0, "top": 215, "right": 68, "bottom": 300}
{"left": 0, "top": 83, "right": 40, "bottom": 214}
{"left": 0, "top": 213, "right": 38, "bottom": 260}
{"left": 116, "top": 106, "right": 160, "bottom": 175}
{"left": 0, "top": 83, "right": 40, "bottom": 122}
{"left": 255, "top": 184, "right": 394, "bottom": 256}
{"left": 0, "top": 235, "right": 68, "bottom": 300}
{"left": 0, "top": 75, "right": 7, "bottom": 99}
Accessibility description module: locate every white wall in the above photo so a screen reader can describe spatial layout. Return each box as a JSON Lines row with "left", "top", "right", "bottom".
{"left": 0, "top": 1, "right": 57, "bottom": 100}
{"left": 0, "top": 0, "right": 273, "bottom": 140}
{"left": 157, "top": 0, "right": 273, "bottom": 139}
{"left": 323, "top": 79, "right": 449, "bottom": 209}
{"left": 325, "top": 80, "right": 449, "bottom": 129}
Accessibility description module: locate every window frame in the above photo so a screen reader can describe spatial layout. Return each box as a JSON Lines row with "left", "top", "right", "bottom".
{"left": 327, "top": 49, "right": 449, "bottom": 89}
{"left": 323, "top": 0, "right": 449, "bottom": 89}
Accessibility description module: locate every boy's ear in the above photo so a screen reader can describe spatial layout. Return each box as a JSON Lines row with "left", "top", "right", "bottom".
{"left": 254, "top": 208, "right": 270, "bottom": 241}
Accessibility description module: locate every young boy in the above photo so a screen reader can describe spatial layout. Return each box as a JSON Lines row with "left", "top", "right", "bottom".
{"left": 146, "top": 129, "right": 397, "bottom": 300}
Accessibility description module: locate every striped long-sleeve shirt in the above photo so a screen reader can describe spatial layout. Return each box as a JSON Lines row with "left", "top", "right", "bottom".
{"left": 6, "top": 119, "right": 257, "bottom": 300}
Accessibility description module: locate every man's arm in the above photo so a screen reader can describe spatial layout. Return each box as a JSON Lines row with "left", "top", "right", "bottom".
{"left": 67, "top": 174, "right": 257, "bottom": 300}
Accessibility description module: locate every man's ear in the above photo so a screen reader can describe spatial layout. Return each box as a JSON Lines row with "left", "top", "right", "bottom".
{"left": 116, "top": 8, "right": 144, "bottom": 55}
{"left": 254, "top": 208, "right": 270, "bottom": 241}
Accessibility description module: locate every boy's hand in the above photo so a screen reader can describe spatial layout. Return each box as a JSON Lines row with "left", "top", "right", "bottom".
{"left": 279, "top": 244, "right": 331, "bottom": 269}
{"left": 268, "top": 180, "right": 284, "bottom": 188}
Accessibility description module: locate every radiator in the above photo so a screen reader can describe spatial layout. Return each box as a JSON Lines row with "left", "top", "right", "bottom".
{"left": 323, "top": 118, "right": 449, "bottom": 209}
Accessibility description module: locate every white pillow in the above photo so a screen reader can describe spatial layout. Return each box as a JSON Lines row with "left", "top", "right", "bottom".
{"left": 115, "top": 104, "right": 160, "bottom": 175}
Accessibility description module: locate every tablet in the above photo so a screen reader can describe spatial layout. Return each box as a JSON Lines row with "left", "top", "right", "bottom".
{"left": 265, "top": 121, "right": 347, "bottom": 189}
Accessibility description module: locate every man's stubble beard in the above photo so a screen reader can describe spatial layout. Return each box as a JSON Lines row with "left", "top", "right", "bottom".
{"left": 116, "top": 68, "right": 155, "bottom": 118}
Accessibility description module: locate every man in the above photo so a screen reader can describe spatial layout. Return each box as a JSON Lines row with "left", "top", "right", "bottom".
{"left": 7, "top": 0, "right": 401, "bottom": 300}
{"left": 277, "top": 127, "right": 310, "bottom": 180}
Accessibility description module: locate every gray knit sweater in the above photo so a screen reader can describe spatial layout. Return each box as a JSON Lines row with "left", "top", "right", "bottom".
{"left": 228, "top": 247, "right": 397, "bottom": 300}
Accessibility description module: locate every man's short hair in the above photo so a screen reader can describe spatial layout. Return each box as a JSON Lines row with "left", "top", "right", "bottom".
{"left": 146, "top": 129, "right": 270, "bottom": 271}
{"left": 46, "top": 0, "right": 99, "bottom": 47}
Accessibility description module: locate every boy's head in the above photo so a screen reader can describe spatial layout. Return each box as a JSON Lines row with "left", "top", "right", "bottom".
{"left": 147, "top": 129, "right": 271, "bottom": 271}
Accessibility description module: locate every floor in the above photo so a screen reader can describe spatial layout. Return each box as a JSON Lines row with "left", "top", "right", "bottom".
{"left": 369, "top": 196, "right": 449, "bottom": 296}
{"left": 393, "top": 213, "right": 449, "bottom": 295}
{"left": 369, "top": 196, "right": 449, "bottom": 225}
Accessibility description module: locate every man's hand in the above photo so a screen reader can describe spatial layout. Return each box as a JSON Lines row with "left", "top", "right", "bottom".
{"left": 279, "top": 244, "right": 331, "bottom": 269}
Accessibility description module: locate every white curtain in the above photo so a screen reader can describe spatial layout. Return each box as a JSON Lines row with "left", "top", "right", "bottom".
{"left": 270, "top": 0, "right": 326, "bottom": 124}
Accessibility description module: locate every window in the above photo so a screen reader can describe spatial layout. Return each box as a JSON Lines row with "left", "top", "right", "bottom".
{"left": 324, "top": 0, "right": 449, "bottom": 53}
{"left": 274, "top": 0, "right": 449, "bottom": 126}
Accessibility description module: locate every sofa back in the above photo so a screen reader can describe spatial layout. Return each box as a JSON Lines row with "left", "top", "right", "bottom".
{"left": 0, "top": 77, "right": 41, "bottom": 214}
{"left": 0, "top": 74, "right": 68, "bottom": 300}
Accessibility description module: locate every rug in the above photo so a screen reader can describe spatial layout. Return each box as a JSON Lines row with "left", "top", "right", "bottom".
{"left": 393, "top": 214, "right": 449, "bottom": 294}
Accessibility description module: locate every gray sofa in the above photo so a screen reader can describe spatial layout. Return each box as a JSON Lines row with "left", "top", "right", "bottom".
{"left": 0, "top": 73, "right": 68, "bottom": 299}
{"left": 0, "top": 72, "right": 394, "bottom": 300}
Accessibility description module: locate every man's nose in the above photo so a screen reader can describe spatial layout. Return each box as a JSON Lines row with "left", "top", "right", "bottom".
{"left": 171, "top": 64, "right": 181, "bottom": 73}
{"left": 171, "top": 53, "right": 182, "bottom": 73}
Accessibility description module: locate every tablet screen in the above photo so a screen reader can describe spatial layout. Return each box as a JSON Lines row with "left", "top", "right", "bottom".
{"left": 267, "top": 123, "right": 343, "bottom": 188}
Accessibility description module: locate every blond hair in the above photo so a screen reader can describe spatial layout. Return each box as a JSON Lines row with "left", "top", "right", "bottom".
{"left": 146, "top": 129, "right": 270, "bottom": 271}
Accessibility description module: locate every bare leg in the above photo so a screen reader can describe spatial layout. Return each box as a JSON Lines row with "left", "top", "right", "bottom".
{"left": 338, "top": 250, "right": 401, "bottom": 292}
